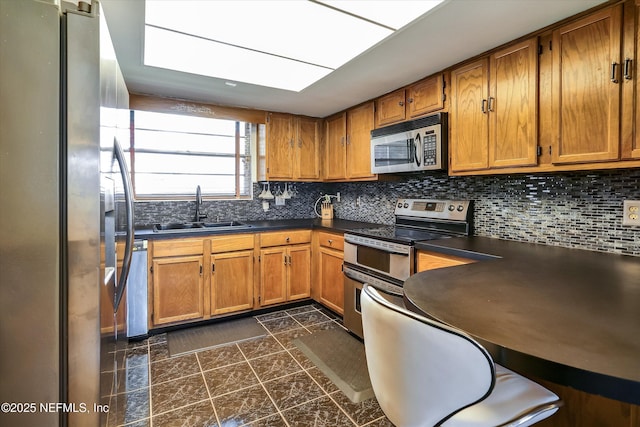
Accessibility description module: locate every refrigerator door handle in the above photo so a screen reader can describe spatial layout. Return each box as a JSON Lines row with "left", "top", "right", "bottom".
{"left": 113, "top": 137, "right": 134, "bottom": 312}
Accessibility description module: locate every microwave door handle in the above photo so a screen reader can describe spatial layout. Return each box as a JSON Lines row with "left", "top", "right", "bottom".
{"left": 113, "top": 137, "right": 134, "bottom": 313}
{"left": 414, "top": 133, "right": 422, "bottom": 167}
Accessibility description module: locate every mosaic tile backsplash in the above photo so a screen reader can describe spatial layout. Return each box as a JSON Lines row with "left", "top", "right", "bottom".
{"left": 134, "top": 169, "right": 640, "bottom": 256}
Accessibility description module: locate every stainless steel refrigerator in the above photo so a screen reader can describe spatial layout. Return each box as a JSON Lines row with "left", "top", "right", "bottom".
{"left": 0, "top": 1, "right": 134, "bottom": 426}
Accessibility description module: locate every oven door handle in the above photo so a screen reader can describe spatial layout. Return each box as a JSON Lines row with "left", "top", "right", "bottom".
{"left": 344, "top": 236, "right": 411, "bottom": 255}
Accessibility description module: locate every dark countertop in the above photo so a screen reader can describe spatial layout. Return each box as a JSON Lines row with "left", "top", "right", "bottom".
{"left": 407, "top": 237, "right": 640, "bottom": 404}
{"left": 134, "top": 218, "right": 382, "bottom": 239}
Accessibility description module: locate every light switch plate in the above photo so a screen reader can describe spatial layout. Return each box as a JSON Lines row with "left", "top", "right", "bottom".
{"left": 622, "top": 200, "right": 640, "bottom": 226}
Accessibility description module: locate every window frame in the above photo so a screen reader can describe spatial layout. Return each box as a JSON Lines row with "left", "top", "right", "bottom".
{"left": 128, "top": 110, "right": 254, "bottom": 201}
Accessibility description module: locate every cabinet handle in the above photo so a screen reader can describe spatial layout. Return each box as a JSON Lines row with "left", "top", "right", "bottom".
{"left": 284, "top": 255, "right": 287, "bottom": 266}
{"left": 488, "top": 97, "right": 495, "bottom": 112}
{"left": 346, "top": 135, "right": 351, "bottom": 145}
{"left": 199, "top": 264, "right": 203, "bottom": 275}
{"left": 481, "top": 99, "right": 488, "bottom": 114}
{"left": 289, "top": 138, "right": 294, "bottom": 147}
{"left": 624, "top": 58, "right": 632, "bottom": 80}
{"left": 298, "top": 137, "right": 302, "bottom": 148}
{"left": 611, "top": 62, "right": 619, "bottom": 83}
{"left": 340, "top": 136, "right": 345, "bottom": 147}
{"left": 212, "top": 263, "right": 215, "bottom": 273}
{"left": 288, "top": 255, "right": 292, "bottom": 265}
{"left": 398, "top": 101, "right": 404, "bottom": 107}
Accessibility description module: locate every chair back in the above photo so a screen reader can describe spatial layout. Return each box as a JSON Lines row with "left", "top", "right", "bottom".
{"left": 361, "top": 284, "right": 496, "bottom": 427}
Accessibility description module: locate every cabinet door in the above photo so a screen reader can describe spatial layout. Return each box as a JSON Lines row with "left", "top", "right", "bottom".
{"left": 288, "top": 245, "right": 311, "bottom": 301}
{"left": 346, "top": 102, "right": 376, "bottom": 179}
{"left": 317, "top": 247, "right": 344, "bottom": 315}
{"left": 450, "top": 59, "right": 490, "bottom": 171}
{"left": 622, "top": 0, "right": 640, "bottom": 159}
{"left": 408, "top": 74, "right": 444, "bottom": 118}
{"left": 296, "top": 117, "right": 321, "bottom": 180}
{"left": 376, "top": 89, "right": 406, "bottom": 126}
{"left": 416, "top": 250, "right": 475, "bottom": 272}
{"left": 152, "top": 255, "right": 204, "bottom": 325}
{"left": 324, "top": 113, "right": 347, "bottom": 180}
{"left": 266, "top": 113, "right": 294, "bottom": 179}
{"left": 552, "top": 6, "right": 622, "bottom": 164}
{"left": 259, "top": 247, "right": 287, "bottom": 306}
{"left": 489, "top": 39, "right": 538, "bottom": 168}
{"left": 211, "top": 250, "right": 254, "bottom": 315}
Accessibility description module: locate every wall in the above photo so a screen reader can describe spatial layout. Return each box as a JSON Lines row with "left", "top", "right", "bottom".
{"left": 333, "top": 168, "right": 640, "bottom": 257}
{"left": 133, "top": 182, "right": 330, "bottom": 226}
{"left": 133, "top": 168, "right": 640, "bottom": 257}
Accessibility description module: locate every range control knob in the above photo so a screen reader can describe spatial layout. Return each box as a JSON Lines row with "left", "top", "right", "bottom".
{"left": 397, "top": 202, "right": 403, "bottom": 208}
{"left": 448, "top": 204, "right": 455, "bottom": 211}
{"left": 403, "top": 202, "right": 409, "bottom": 208}
{"left": 457, "top": 205, "right": 465, "bottom": 212}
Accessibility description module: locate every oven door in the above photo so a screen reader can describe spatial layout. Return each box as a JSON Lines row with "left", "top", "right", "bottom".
{"left": 343, "top": 237, "right": 413, "bottom": 282}
{"left": 343, "top": 265, "right": 405, "bottom": 339}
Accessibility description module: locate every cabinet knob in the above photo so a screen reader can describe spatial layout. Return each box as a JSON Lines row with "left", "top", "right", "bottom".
{"left": 328, "top": 239, "right": 333, "bottom": 245}
{"left": 398, "top": 101, "right": 404, "bottom": 107}
{"left": 286, "top": 237, "right": 290, "bottom": 242}
{"left": 407, "top": 98, "right": 414, "bottom": 103}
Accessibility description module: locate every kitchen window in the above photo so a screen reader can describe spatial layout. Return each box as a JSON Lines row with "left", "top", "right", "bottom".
{"left": 130, "top": 110, "right": 254, "bottom": 199}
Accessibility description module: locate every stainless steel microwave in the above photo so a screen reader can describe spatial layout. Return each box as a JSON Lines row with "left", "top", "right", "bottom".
{"left": 370, "top": 113, "right": 447, "bottom": 174}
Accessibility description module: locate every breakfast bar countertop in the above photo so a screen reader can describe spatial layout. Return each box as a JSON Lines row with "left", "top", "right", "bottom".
{"left": 406, "top": 236, "right": 640, "bottom": 404}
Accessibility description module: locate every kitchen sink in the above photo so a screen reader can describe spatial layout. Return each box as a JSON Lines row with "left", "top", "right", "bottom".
{"left": 153, "top": 221, "right": 253, "bottom": 233}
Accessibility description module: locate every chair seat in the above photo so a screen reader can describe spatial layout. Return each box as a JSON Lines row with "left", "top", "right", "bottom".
{"left": 442, "top": 365, "right": 561, "bottom": 427}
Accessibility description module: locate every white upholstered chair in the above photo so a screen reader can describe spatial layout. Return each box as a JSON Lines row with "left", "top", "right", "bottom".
{"left": 361, "top": 284, "right": 562, "bottom": 427}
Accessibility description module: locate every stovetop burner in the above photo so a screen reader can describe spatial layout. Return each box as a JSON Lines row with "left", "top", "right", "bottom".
{"left": 348, "top": 226, "right": 452, "bottom": 244}
{"left": 346, "top": 198, "right": 473, "bottom": 245}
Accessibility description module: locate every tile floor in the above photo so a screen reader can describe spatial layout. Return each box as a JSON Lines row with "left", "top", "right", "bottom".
{"left": 101, "top": 303, "right": 393, "bottom": 427}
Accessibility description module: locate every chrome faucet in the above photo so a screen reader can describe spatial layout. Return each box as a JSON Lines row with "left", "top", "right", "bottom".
{"left": 194, "top": 185, "right": 207, "bottom": 222}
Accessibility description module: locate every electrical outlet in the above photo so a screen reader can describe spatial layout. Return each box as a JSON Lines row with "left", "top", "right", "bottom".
{"left": 622, "top": 200, "right": 640, "bottom": 226}
{"left": 336, "top": 192, "right": 341, "bottom": 202}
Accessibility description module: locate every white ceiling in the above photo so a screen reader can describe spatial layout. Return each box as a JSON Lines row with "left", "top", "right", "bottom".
{"left": 101, "top": 0, "right": 607, "bottom": 119}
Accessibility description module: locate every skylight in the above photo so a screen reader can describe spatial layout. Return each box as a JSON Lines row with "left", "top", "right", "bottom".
{"left": 144, "top": 0, "right": 443, "bottom": 92}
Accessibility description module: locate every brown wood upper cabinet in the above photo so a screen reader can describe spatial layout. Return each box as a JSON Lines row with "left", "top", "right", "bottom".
{"left": 265, "top": 112, "right": 320, "bottom": 181}
{"left": 376, "top": 74, "right": 446, "bottom": 127}
{"left": 622, "top": 0, "right": 640, "bottom": 159}
{"left": 450, "top": 38, "right": 538, "bottom": 172}
{"left": 551, "top": 6, "right": 623, "bottom": 164}
{"left": 324, "top": 102, "right": 377, "bottom": 181}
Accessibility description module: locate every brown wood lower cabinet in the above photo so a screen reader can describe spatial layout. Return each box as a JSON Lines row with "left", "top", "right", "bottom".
{"left": 259, "top": 245, "right": 311, "bottom": 306}
{"left": 210, "top": 250, "right": 254, "bottom": 316}
{"left": 534, "top": 379, "right": 639, "bottom": 427}
{"left": 210, "top": 234, "right": 255, "bottom": 316}
{"left": 259, "top": 230, "right": 312, "bottom": 307}
{"left": 315, "top": 231, "right": 345, "bottom": 315}
{"left": 416, "top": 250, "right": 476, "bottom": 272}
{"left": 152, "top": 254, "right": 204, "bottom": 325}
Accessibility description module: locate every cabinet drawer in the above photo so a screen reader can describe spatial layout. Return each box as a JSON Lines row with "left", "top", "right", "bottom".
{"left": 318, "top": 231, "right": 344, "bottom": 251}
{"left": 416, "top": 250, "right": 475, "bottom": 272}
{"left": 260, "top": 230, "right": 311, "bottom": 247}
{"left": 211, "top": 233, "right": 255, "bottom": 253}
{"left": 152, "top": 238, "right": 204, "bottom": 257}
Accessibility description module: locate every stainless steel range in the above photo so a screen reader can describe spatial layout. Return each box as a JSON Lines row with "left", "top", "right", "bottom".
{"left": 343, "top": 199, "right": 473, "bottom": 338}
